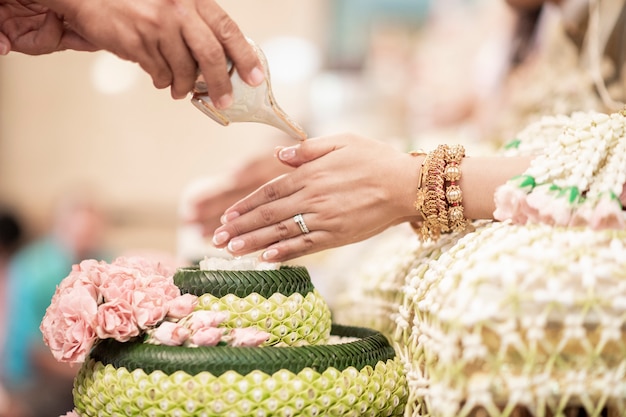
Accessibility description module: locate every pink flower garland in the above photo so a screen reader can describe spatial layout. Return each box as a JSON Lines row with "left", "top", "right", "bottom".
{"left": 41, "top": 256, "right": 270, "bottom": 365}
{"left": 494, "top": 176, "right": 625, "bottom": 230}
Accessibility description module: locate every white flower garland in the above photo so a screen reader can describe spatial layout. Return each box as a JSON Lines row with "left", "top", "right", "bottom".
{"left": 494, "top": 110, "right": 626, "bottom": 229}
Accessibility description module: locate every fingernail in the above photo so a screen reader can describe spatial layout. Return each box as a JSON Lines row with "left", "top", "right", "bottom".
{"left": 278, "top": 146, "right": 297, "bottom": 161}
{"left": 215, "top": 93, "right": 233, "bottom": 109}
{"left": 212, "top": 230, "right": 230, "bottom": 246}
{"left": 248, "top": 66, "right": 265, "bottom": 86}
{"left": 220, "top": 211, "right": 240, "bottom": 224}
{"left": 262, "top": 249, "right": 279, "bottom": 261}
{"left": 228, "top": 238, "right": 245, "bottom": 252}
{"left": 0, "top": 44, "right": 7, "bottom": 55}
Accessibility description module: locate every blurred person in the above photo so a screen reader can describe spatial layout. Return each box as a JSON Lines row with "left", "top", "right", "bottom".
{"left": 2, "top": 189, "right": 109, "bottom": 417}
{"left": 0, "top": 0, "right": 264, "bottom": 101}
{"left": 0, "top": 208, "right": 29, "bottom": 417}
{"left": 483, "top": 0, "right": 626, "bottom": 143}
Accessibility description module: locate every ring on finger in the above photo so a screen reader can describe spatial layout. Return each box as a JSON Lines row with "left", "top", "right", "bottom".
{"left": 293, "top": 213, "right": 310, "bottom": 234}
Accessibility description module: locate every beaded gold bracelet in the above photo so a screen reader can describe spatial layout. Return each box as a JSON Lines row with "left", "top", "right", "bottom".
{"left": 443, "top": 144, "right": 467, "bottom": 233}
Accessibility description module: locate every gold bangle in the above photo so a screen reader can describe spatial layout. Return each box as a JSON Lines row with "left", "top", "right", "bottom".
{"left": 415, "top": 146, "right": 447, "bottom": 241}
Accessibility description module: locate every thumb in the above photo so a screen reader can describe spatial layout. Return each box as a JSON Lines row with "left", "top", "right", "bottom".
{"left": 0, "top": 32, "right": 11, "bottom": 55}
{"left": 274, "top": 137, "right": 338, "bottom": 168}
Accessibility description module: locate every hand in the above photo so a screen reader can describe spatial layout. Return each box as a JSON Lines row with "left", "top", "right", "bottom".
{"left": 212, "top": 134, "right": 422, "bottom": 262}
{"left": 0, "top": 0, "right": 94, "bottom": 55}
{"left": 37, "top": 0, "right": 264, "bottom": 100}
{"left": 183, "top": 152, "right": 293, "bottom": 236}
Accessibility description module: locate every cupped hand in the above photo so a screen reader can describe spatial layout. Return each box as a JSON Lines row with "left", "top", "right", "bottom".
{"left": 0, "top": 0, "right": 94, "bottom": 55}
{"left": 212, "top": 134, "right": 422, "bottom": 262}
{"left": 183, "top": 152, "right": 293, "bottom": 236}
{"left": 38, "top": 0, "right": 264, "bottom": 100}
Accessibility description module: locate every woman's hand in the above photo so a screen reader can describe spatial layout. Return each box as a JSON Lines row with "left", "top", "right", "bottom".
{"left": 212, "top": 134, "right": 422, "bottom": 262}
{"left": 0, "top": 0, "right": 94, "bottom": 55}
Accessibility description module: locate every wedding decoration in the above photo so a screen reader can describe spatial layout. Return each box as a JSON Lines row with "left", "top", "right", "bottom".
{"left": 40, "top": 256, "right": 270, "bottom": 365}
{"left": 494, "top": 110, "right": 626, "bottom": 228}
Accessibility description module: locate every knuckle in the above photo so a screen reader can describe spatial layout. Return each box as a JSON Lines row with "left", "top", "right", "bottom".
{"left": 213, "top": 14, "right": 241, "bottom": 43}
{"left": 262, "top": 183, "right": 282, "bottom": 202}
{"left": 258, "top": 206, "right": 277, "bottom": 224}
{"left": 301, "top": 235, "right": 315, "bottom": 249}
{"left": 275, "top": 221, "right": 291, "bottom": 240}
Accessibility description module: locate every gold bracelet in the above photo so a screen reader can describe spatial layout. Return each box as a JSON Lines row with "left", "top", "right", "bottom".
{"left": 443, "top": 144, "right": 467, "bottom": 233}
{"left": 415, "top": 146, "right": 447, "bottom": 241}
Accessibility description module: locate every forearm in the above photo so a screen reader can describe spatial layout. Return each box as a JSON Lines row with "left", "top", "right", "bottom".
{"left": 460, "top": 155, "right": 532, "bottom": 219}
{"left": 405, "top": 154, "right": 532, "bottom": 221}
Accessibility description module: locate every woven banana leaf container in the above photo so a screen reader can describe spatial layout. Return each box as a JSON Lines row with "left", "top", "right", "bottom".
{"left": 73, "top": 324, "right": 407, "bottom": 416}
{"left": 173, "top": 266, "right": 332, "bottom": 346}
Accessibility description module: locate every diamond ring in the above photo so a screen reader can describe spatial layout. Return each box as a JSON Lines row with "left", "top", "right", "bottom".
{"left": 293, "top": 214, "right": 310, "bottom": 234}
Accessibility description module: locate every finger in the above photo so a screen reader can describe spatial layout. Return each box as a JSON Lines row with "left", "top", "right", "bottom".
{"left": 213, "top": 186, "right": 308, "bottom": 249}
{"left": 59, "top": 30, "right": 97, "bottom": 52}
{"left": 259, "top": 233, "right": 327, "bottom": 263}
{"left": 222, "top": 173, "right": 302, "bottom": 221}
{"left": 222, "top": 212, "right": 316, "bottom": 256}
{"left": 275, "top": 138, "right": 341, "bottom": 167}
{"left": 158, "top": 31, "right": 197, "bottom": 99}
{"left": 184, "top": 24, "right": 232, "bottom": 108}
{"left": 199, "top": 2, "right": 263, "bottom": 87}
{"left": 0, "top": 32, "right": 10, "bottom": 55}
{"left": 137, "top": 35, "right": 174, "bottom": 90}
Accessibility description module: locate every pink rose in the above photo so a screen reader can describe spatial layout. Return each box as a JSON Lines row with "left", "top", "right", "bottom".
{"left": 98, "top": 265, "right": 139, "bottom": 304}
{"left": 41, "top": 285, "right": 99, "bottom": 363}
{"left": 166, "top": 294, "right": 198, "bottom": 320}
{"left": 226, "top": 328, "right": 270, "bottom": 347}
{"left": 96, "top": 299, "right": 140, "bottom": 342}
{"left": 186, "top": 310, "right": 229, "bottom": 332}
{"left": 131, "top": 289, "right": 168, "bottom": 329}
{"left": 112, "top": 255, "right": 177, "bottom": 278}
{"left": 59, "top": 259, "right": 108, "bottom": 290}
{"left": 189, "top": 327, "right": 224, "bottom": 347}
{"left": 152, "top": 321, "right": 190, "bottom": 346}
{"left": 138, "top": 273, "right": 181, "bottom": 301}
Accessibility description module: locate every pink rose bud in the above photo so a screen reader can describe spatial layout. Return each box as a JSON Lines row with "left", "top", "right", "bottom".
{"left": 152, "top": 321, "right": 190, "bottom": 346}
{"left": 167, "top": 293, "right": 199, "bottom": 319}
{"left": 189, "top": 327, "right": 224, "bottom": 347}
{"left": 187, "top": 310, "right": 229, "bottom": 332}
{"left": 226, "top": 328, "right": 271, "bottom": 347}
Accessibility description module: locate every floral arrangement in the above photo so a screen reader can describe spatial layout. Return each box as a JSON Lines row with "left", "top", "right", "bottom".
{"left": 40, "top": 256, "right": 270, "bottom": 365}
{"left": 494, "top": 111, "right": 626, "bottom": 229}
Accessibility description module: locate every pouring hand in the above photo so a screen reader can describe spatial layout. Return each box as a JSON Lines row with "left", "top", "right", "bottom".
{"left": 36, "top": 0, "right": 264, "bottom": 100}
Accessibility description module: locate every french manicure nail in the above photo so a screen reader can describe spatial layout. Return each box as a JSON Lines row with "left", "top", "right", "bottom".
{"left": 228, "top": 238, "right": 245, "bottom": 252}
{"left": 221, "top": 211, "right": 240, "bottom": 224}
{"left": 262, "top": 249, "right": 279, "bottom": 260}
{"left": 279, "top": 147, "right": 297, "bottom": 161}
{"left": 212, "top": 230, "right": 230, "bottom": 246}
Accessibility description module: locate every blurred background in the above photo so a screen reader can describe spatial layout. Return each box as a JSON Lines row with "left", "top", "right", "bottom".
{"left": 0, "top": 0, "right": 515, "bottom": 257}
